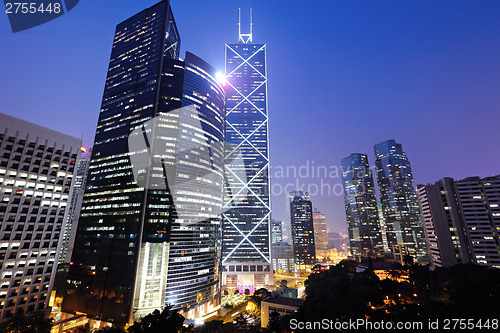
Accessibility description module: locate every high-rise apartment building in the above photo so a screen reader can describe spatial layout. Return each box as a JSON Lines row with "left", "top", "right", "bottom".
{"left": 222, "top": 11, "right": 273, "bottom": 290}
{"left": 312, "top": 209, "right": 328, "bottom": 249}
{"left": 58, "top": 149, "right": 91, "bottom": 265}
{"left": 374, "top": 140, "right": 428, "bottom": 262}
{"left": 288, "top": 192, "right": 315, "bottom": 269}
{"left": 417, "top": 176, "right": 500, "bottom": 269}
{"left": 271, "top": 219, "right": 283, "bottom": 245}
{"left": 0, "top": 113, "right": 81, "bottom": 319}
{"left": 455, "top": 176, "right": 500, "bottom": 268}
{"left": 62, "top": 1, "right": 225, "bottom": 325}
{"left": 341, "top": 153, "right": 383, "bottom": 257}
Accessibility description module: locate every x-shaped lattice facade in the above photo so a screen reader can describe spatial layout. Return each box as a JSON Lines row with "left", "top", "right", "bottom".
{"left": 222, "top": 42, "right": 272, "bottom": 266}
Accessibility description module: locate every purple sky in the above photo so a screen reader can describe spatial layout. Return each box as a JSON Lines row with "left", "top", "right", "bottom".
{"left": 1, "top": 0, "right": 500, "bottom": 231}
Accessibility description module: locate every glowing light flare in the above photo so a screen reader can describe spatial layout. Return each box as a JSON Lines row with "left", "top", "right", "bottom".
{"left": 215, "top": 72, "right": 226, "bottom": 86}
{"left": 80, "top": 147, "right": 87, "bottom": 153}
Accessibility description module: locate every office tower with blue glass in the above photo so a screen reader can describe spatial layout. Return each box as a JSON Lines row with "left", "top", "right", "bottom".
{"left": 288, "top": 191, "right": 316, "bottom": 269}
{"left": 222, "top": 11, "right": 273, "bottom": 290}
{"left": 374, "top": 140, "right": 428, "bottom": 262}
{"left": 62, "top": 1, "right": 225, "bottom": 326}
{"left": 341, "top": 153, "right": 384, "bottom": 257}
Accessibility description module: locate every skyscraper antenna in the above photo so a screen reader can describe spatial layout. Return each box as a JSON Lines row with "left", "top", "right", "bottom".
{"left": 238, "top": 8, "right": 253, "bottom": 43}
{"left": 250, "top": 8, "right": 253, "bottom": 40}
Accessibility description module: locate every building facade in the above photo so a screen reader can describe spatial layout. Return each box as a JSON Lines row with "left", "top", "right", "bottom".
{"left": 417, "top": 176, "right": 500, "bottom": 269}
{"left": 377, "top": 203, "right": 390, "bottom": 252}
{"left": 261, "top": 297, "right": 303, "bottom": 328}
{"left": 58, "top": 149, "right": 91, "bottom": 265}
{"left": 271, "top": 243, "right": 295, "bottom": 273}
{"left": 0, "top": 113, "right": 81, "bottom": 319}
{"left": 271, "top": 219, "right": 283, "bottom": 245}
{"left": 288, "top": 191, "right": 316, "bottom": 269}
{"left": 62, "top": 1, "right": 225, "bottom": 325}
{"left": 312, "top": 209, "right": 328, "bottom": 249}
{"left": 222, "top": 13, "right": 273, "bottom": 291}
{"left": 341, "top": 153, "right": 383, "bottom": 257}
{"left": 374, "top": 140, "right": 428, "bottom": 262}
{"left": 455, "top": 176, "right": 500, "bottom": 268}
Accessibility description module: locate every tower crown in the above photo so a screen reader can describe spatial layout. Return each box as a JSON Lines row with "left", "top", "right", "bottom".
{"left": 238, "top": 8, "right": 253, "bottom": 43}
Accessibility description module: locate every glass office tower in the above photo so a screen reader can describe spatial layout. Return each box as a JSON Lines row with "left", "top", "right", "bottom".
{"left": 288, "top": 192, "right": 316, "bottom": 269}
{"left": 374, "top": 140, "right": 428, "bottom": 263}
{"left": 341, "top": 153, "right": 384, "bottom": 257}
{"left": 222, "top": 12, "right": 273, "bottom": 290}
{"left": 62, "top": 1, "right": 225, "bottom": 325}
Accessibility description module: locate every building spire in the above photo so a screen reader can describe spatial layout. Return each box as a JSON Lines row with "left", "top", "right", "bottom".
{"left": 238, "top": 8, "right": 253, "bottom": 43}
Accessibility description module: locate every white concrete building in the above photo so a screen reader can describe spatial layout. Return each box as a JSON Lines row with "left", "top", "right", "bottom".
{"left": 0, "top": 113, "right": 81, "bottom": 318}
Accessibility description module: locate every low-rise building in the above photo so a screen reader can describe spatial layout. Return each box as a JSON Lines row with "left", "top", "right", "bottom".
{"left": 261, "top": 297, "right": 304, "bottom": 328}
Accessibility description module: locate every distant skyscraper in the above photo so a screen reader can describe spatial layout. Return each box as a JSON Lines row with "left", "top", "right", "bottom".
{"left": 58, "top": 148, "right": 91, "bottom": 265}
{"left": 0, "top": 113, "right": 81, "bottom": 319}
{"left": 417, "top": 175, "right": 500, "bottom": 269}
{"left": 288, "top": 191, "right": 316, "bottom": 268}
{"left": 341, "top": 153, "right": 383, "bottom": 257}
{"left": 222, "top": 10, "right": 273, "bottom": 290}
{"left": 312, "top": 209, "right": 328, "bottom": 249}
{"left": 62, "top": 1, "right": 225, "bottom": 325}
{"left": 271, "top": 219, "right": 283, "bottom": 245}
{"left": 374, "top": 140, "right": 428, "bottom": 262}
{"left": 271, "top": 243, "right": 295, "bottom": 273}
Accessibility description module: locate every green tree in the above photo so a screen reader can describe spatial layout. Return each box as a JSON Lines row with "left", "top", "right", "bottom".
{"left": 127, "top": 305, "right": 192, "bottom": 333}
{"left": 250, "top": 288, "right": 271, "bottom": 307}
{"left": 0, "top": 311, "right": 52, "bottom": 333}
{"left": 267, "top": 311, "right": 281, "bottom": 333}
{"left": 234, "top": 314, "right": 248, "bottom": 331}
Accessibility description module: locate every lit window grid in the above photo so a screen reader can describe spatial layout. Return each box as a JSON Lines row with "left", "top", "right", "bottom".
{"left": 0, "top": 121, "right": 81, "bottom": 318}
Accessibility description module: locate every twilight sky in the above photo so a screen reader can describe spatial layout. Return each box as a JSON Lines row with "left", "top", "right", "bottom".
{"left": 1, "top": 0, "right": 500, "bottom": 231}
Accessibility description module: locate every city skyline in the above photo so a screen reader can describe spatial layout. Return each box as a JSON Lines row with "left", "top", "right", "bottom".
{"left": 2, "top": 0, "right": 500, "bottom": 231}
